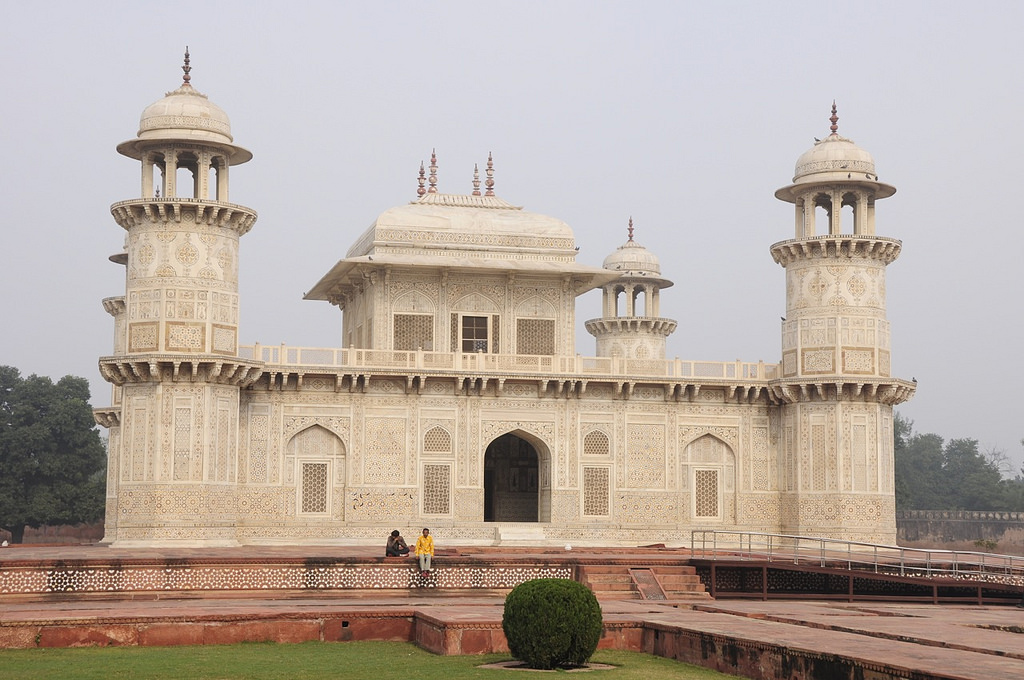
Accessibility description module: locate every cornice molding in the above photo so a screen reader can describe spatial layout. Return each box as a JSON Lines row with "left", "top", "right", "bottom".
{"left": 770, "top": 235, "right": 901, "bottom": 267}
{"left": 99, "top": 355, "right": 264, "bottom": 387}
{"left": 110, "top": 198, "right": 257, "bottom": 236}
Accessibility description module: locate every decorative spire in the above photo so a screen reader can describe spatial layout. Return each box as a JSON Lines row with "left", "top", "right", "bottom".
{"left": 829, "top": 101, "right": 838, "bottom": 135}
{"left": 627, "top": 216, "right": 634, "bottom": 242}
{"left": 484, "top": 152, "right": 495, "bottom": 196}
{"left": 417, "top": 161, "right": 426, "bottom": 197}
{"left": 182, "top": 46, "right": 192, "bottom": 85}
{"left": 472, "top": 164, "right": 481, "bottom": 196}
{"left": 428, "top": 149, "right": 438, "bottom": 193}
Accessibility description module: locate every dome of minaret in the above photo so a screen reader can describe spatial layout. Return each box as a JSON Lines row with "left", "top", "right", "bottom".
{"left": 601, "top": 219, "right": 662, "bottom": 277}
{"left": 116, "top": 49, "right": 252, "bottom": 164}
{"left": 776, "top": 103, "right": 895, "bottom": 201}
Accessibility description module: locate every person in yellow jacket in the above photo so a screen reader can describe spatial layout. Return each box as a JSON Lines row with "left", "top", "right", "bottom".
{"left": 414, "top": 527, "right": 434, "bottom": 576}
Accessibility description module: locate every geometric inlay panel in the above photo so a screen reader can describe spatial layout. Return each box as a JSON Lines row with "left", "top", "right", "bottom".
{"left": 423, "top": 463, "right": 451, "bottom": 515}
{"left": 582, "top": 466, "right": 610, "bottom": 516}
{"left": 0, "top": 563, "right": 573, "bottom": 595}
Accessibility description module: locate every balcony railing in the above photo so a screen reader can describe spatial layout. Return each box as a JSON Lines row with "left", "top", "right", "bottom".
{"left": 237, "top": 344, "right": 779, "bottom": 380}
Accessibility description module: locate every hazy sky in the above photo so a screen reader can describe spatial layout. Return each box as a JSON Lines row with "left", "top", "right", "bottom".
{"left": 2, "top": 2, "right": 1022, "bottom": 471}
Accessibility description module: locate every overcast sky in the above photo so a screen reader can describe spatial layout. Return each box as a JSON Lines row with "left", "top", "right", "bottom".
{"left": 2, "top": 1, "right": 1022, "bottom": 471}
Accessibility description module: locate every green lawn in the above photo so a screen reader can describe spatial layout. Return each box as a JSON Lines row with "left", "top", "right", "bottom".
{"left": 0, "top": 640, "right": 741, "bottom": 678}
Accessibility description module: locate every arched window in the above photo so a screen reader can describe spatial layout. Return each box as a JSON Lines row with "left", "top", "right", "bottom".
{"left": 842, "top": 192, "right": 860, "bottom": 234}
{"left": 423, "top": 426, "right": 452, "bottom": 453}
{"left": 175, "top": 151, "right": 200, "bottom": 199}
{"left": 287, "top": 425, "right": 345, "bottom": 517}
{"left": 208, "top": 159, "right": 221, "bottom": 200}
{"left": 583, "top": 430, "right": 610, "bottom": 457}
{"left": 146, "top": 152, "right": 166, "bottom": 198}
{"left": 682, "top": 435, "right": 736, "bottom": 522}
{"left": 814, "top": 193, "right": 832, "bottom": 235}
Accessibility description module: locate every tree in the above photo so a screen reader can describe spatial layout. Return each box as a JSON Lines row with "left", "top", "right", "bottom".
{"left": 0, "top": 366, "right": 106, "bottom": 543}
{"left": 893, "top": 413, "right": 1024, "bottom": 511}
{"left": 893, "top": 414, "right": 946, "bottom": 510}
{"left": 942, "top": 438, "right": 1003, "bottom": 509}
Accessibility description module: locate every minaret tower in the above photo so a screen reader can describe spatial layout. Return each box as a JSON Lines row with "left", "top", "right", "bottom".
{"left": 586, "top": 219, "right": 676, "bottom": 359}
{"left": 770, "top": 105, "right": 914, "bottom": 543}
{"left": 96, "top": 50, "right": 261, "bottom": 546}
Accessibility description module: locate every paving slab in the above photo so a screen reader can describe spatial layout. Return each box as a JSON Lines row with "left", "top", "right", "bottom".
{"left": 640, "top": 601, "right": 1024, "bottom": 679}
{"left": 694, "top": 601, "right": 1024, "bottom": 660}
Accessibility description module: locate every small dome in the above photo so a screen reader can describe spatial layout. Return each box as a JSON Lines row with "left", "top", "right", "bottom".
{"left": 775, "top": 105, "right": 896, "bottom": 203}
{"left": 138, "top": 83, "right": 234, "bottom": 146}
{"left": 603, "top": 239, "right": 661, "bottom": 275}
{"left": 116, "top": 52, "right": 252, "bottom": 164}
{"left": 791, "top": 133, "right": 876, "bottom": 184}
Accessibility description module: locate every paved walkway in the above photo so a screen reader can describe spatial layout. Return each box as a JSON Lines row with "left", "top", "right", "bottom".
{"left": 3, "top": 544, "right": 1024, "bottom": 678}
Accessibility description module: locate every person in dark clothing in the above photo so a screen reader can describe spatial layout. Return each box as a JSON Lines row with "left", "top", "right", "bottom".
{"left": 386, "top": 530, "right": 409, "bottom": 557}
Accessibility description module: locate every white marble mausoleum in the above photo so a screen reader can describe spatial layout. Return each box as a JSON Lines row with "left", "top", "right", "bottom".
{"left": 94, "top": 55, "right": 915, "bottom": 547}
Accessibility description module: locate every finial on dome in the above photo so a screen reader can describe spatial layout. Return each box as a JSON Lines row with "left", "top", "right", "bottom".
{"left": 829, "top": 101, "right": 839, "bottom": 135}
{"left": 627, "top": 217, "right": 634, "bottom": 242}
{"left": 428, "top": 149, "right": 438, "bottom": 193}
{"left": 484, "top": 152, "right": 495, "bottom": 196}
{"left": 472, "top": 164, "right": 481, "bottom": 196}
{"left": 417, "top": 161, "right": 426, "bottom": 197}
{"left": 182, "top": 46, "right": 192, "bottom": 85}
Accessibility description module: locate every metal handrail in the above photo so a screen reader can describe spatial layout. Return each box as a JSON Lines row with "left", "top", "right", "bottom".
{"left": 690, "top": 530, "right": 1024, "bottom": 585}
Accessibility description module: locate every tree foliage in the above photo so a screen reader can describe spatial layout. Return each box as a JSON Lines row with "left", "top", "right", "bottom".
{"left": 0, "top": 366, "right": 106, "bottom": 542}
{"left": 894, "top": 412, "right": 1024, "bottom": 511}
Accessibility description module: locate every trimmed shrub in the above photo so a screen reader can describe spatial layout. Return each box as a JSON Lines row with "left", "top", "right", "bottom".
{"left": 501, "top": 578, "right": 603, "bottom": 669}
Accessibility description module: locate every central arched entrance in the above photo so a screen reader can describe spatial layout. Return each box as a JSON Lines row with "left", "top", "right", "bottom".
{"left": 484, "top": 433, "right": 545, "bottom": 522}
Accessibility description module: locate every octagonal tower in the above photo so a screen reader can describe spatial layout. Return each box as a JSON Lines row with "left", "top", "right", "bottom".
{"left": 770, "top": 105, "right": 914, "bottom": 543}
{"left": 96, "top": 51, "right": 262, "bottom": 546}
{"left": 586, "top": 219, "right": 677, "bottom": 359}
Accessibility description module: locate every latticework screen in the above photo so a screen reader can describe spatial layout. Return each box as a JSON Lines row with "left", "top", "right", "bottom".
{"left": 423, "top": 464, "right": 451, "bottom": 514}
{"left": 694, "top": 469, "right": 720, "bottom": 518}
{"left": 516, "top": 318, "right": 555, "bottom": 355}
{"left": 582, "top": 466, "right": 610, "bottom": 516}
{"left": 393, "top": 314, "right": 434, "bottom": 351}
{"left": 583, "top": 430, "right": 610, "bottom": 457}
{"left": 301, "top": 462, "right": 329, "bottom": 514}
{"left": 423, "top": 426, "right": 452, "bottom": 453}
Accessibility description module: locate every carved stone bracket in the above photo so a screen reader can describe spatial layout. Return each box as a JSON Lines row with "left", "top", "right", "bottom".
{"left": 769, "top": 379, "right": 915, "bottom": 404}
{"left": 99, "top": 355, "right": 263, "bottom": 387}
{"left": 770, "top": 235, "right": 901, "bottom": 267}
{"left": 92, "top": 407, "right": 121, "bottom": 429}
{"left": 110, "top": 198, "right": 257, "bottom": 236}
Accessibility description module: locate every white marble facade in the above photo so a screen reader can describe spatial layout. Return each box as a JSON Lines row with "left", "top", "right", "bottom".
{"left": 95, "top": 65, "right": 914, "bottom": 547}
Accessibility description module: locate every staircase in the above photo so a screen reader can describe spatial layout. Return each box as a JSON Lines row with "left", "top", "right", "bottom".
{"left": 579, "top": 564, "right": 637, "bottom": 600}
{"left": 649, "top": 565, "right": 711, "bottom": 600}
{"left": 580, "top": 564, "right": 710, "bottom": 601}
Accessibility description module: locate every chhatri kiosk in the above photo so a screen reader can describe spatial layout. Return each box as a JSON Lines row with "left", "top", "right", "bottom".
{"left": 95, "top": 56, "right": 914, "bottom": 547}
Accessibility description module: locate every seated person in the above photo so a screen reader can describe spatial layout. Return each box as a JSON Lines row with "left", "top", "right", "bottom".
{"left": 386, "top": 530, "right": 409, "bottom": 557}
{"left": 415, "top": 527, "right": 434, "bottom": 575}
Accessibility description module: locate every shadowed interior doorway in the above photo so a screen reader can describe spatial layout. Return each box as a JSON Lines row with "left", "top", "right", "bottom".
{"left": 483, "top": 433, "right": 540, "bottom": 522}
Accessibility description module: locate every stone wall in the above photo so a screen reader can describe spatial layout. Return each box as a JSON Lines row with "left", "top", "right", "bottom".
{"left": 896, "top": 510, "right": 1024, "bottom": 555}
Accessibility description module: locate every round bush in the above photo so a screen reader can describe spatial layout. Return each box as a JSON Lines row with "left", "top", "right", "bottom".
{"left": 502, "top": 578, "right": 603, "bottom": 669}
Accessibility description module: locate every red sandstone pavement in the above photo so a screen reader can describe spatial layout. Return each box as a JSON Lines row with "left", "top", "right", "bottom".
{"left": 3, "top": 597, "right": 1024, "bottom": 678}
{"left": 637, "top": 601, "right": 1024, "bottom": 679}
{"left": 3, "top": 545, "right": 1024, "bottom": 679}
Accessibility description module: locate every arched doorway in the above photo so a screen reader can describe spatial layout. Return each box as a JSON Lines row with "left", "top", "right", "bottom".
{"left": 484, "top": 433, "right": 544, "bottom": 522}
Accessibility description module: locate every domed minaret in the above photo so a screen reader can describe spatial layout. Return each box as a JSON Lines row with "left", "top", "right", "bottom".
{"left": 96, "top": 50, "right": 262, "bottom": 546}
{"left": 770, "top": 104, "right": 915, "bottom": 543}
{"left": 586, "top": 219, "right": 676, "bottom": 359}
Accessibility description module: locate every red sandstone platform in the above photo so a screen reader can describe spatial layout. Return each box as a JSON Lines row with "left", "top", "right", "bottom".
{"left": 2, "top": 545, "right": 1024, "bottom": 679}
